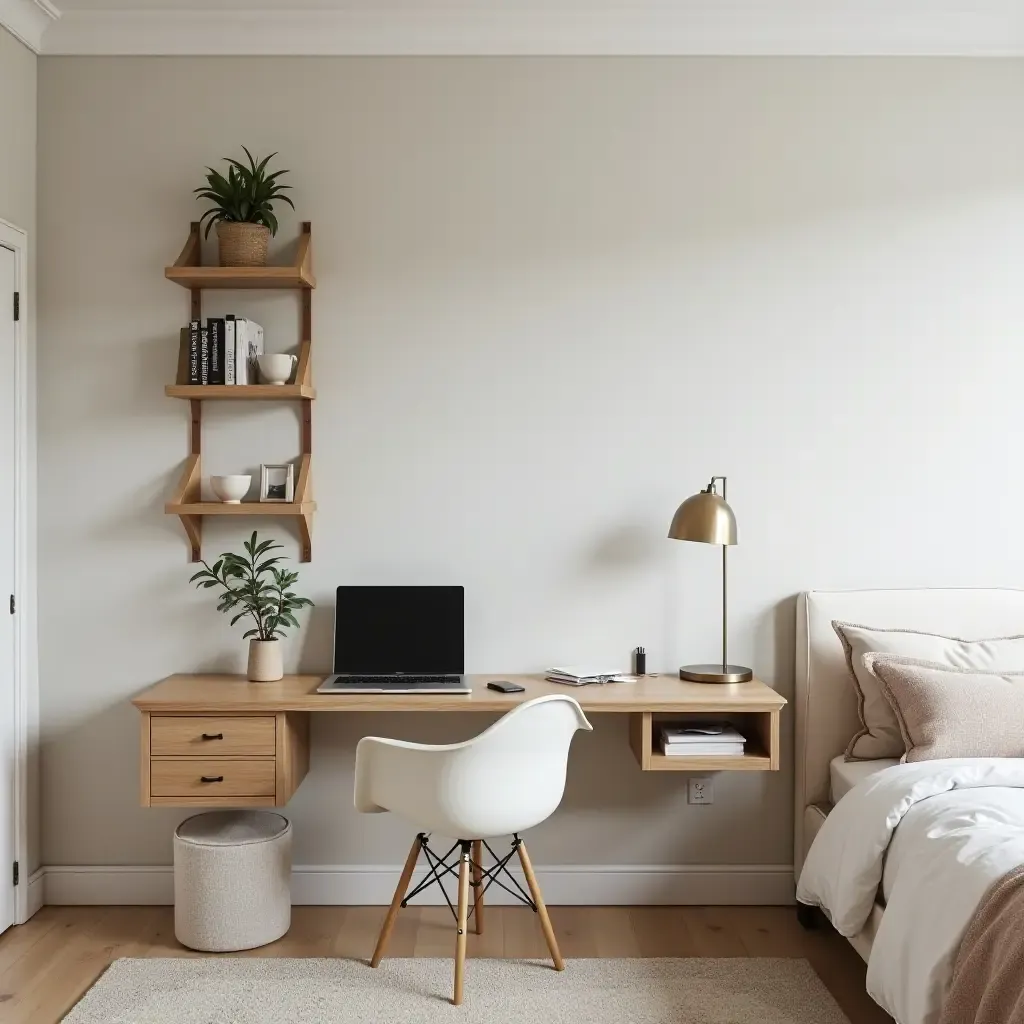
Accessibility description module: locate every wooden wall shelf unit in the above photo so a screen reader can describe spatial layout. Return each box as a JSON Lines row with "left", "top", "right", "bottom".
{"left": 165, "top": 384, "right": 316, "bottom": 401}
{"left": 164, "top": 221, "right": 317, "bottom": 562}
{"left": 133, "top": 674, "right": 786, "bottom": 807}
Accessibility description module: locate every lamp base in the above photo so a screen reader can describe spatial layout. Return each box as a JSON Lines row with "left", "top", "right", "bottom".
{"left": 679, "top": 663, "right": 753, "bottom": 684}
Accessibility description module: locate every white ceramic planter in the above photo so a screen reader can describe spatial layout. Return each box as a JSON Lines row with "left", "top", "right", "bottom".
{"left": 247, "top": 639, "right": 283, "bottom": 682}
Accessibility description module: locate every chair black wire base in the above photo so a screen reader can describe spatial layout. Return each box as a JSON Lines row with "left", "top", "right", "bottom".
{"left": 400, "top": 833, "right": 537, "bottom": 924}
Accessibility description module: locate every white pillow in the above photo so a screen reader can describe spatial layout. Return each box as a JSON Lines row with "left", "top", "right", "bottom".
{"left": 832, "top": 621, "right": 1024, "bottom": 760}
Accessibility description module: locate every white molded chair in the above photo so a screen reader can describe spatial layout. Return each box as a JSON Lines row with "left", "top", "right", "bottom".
{"left": 354, "top": 694, "right": 592, "bottom": 1005}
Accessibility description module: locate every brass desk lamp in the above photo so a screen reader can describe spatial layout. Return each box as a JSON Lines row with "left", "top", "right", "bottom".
{"left": 668, "top": 476, "right": 753, "bottom": 683}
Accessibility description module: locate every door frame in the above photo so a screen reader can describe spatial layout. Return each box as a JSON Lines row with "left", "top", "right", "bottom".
{"left": 0, "top": 218, "right": 35, "bottom": 924}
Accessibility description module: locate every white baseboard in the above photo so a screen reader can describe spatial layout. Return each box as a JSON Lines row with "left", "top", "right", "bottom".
{"left": 41, "top": 863, "right": 794, "bottom": 907}
{"left": 23, "top": 867, "right": 45, "bottom": 920}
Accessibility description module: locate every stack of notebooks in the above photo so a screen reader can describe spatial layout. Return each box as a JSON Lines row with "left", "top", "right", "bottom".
{"left": 660, "top": 722, "right": 747, "bottom": 757}
{"left": 546, "top": 666, "right": 637, "bottom": 686}
{"left": 183, "top": 316, "right": 264, "bottom": 385}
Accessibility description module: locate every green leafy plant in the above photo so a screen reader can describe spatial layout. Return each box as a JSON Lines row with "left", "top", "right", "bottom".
{"left": 190, "top": 532, "right": 313, "bottom": 641}
{"left": 194, "top": 147, "right": 295, "bottom": 239}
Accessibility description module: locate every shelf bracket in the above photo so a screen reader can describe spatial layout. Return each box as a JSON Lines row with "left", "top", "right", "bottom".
{"left": 170, "top": 453, "right": 202, "bottom": 562}
{"left": 298, "top": 512, "right": 313, "bottom": 564}
{"left": 295, "top": 453, "right": 313, "bottom": 562}
{"left": 300, "top": 398, "right": 312, "bottom": 456}
{"left": 190, "top": 400, "right": 202, "bottom": 455}
{"left": 174, "top": 223, "right": 201, "bottom": 269}
{"left": 178, "top": 515, "right": 202, "bottom": 563}
{"left": 295, "top": 340, "right": 312, "bottom": 388}
{"left": 298, "top": 222, "right": 313, "bottom": 296}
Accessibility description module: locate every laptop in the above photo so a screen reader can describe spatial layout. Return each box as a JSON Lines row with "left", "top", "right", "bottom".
{"left": 317, "top": 585, "right": 470, "bottom": 694}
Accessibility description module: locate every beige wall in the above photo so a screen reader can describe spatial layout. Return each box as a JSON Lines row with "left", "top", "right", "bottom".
{"left": 0, "top": 27, "right": 35, "bottom": 233}
{"left": 0, "top": 26, "right": 38, "bottom": 875}
{"left": 36, "top": 58, "right": 1024, "bottom": 880}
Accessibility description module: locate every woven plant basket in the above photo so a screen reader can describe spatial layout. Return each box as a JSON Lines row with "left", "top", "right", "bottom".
{"left": 216, "top": 222, "right": 271, "bottom": 267}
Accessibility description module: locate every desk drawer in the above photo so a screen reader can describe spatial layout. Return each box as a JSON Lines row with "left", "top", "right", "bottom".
{"left": 150, "top": 758, "right": 276, "bottom": 798}
{"left": 151, "top": 716, "right": 276, "bottom": 757}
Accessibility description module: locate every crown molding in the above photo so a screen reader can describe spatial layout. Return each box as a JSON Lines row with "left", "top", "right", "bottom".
{"left": 39, "top": 3, "right": 1024, "bottom": 57}
{"left": 0, "top": 0, "right": 59, "bottom": 52}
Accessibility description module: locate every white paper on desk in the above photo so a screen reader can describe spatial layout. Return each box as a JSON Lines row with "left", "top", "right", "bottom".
{"left": 547, "top": 667, "right": 637, "bottom": 685}
{"left": 548, "top": 665, "right": 620, "bottom": 678}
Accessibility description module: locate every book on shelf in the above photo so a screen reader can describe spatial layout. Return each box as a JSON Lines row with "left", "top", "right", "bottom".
{"left": 199, "top": 327, "right": 210, "bottom": 385}
{"left": 661, "top": 723, "right": 745, "bottom": 743}
{"left": 187, "top": 320, "right": 201, "bottom": 385}
{"left": 235, "top": 319, "right": 264, "bottom": 385}
{"left": 659, "top": 722, "right": 746, "bottom": 756}
{"left": 178, "top": 317, "right": 265, "bottom": 386}
{"left": 546, "top": 666, "right": 637, "bottom": 686}
{"left": 224, "top": 316, "right": 236, "bottom": 385}
{"left": 661, "top": 742, "right": 746, "bottom": 756}
{"left": 208, "top": 317, "right": 225, "bottom": 385}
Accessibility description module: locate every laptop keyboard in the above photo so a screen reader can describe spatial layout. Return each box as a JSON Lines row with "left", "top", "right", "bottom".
{"left": 343, "top": 675, "right": 462, "bottom": 688}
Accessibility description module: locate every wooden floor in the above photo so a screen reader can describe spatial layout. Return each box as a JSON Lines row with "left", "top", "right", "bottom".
{"left": 0, "top": 905, "right": 891, "bottom": 1023}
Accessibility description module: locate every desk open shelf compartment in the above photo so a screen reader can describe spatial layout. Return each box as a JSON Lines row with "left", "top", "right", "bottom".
{"left": 629, "top": 709, "right": 780, "bottom": 772}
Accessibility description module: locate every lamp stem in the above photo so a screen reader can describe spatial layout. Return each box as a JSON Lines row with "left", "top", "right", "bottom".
{"left": 722, "top": 544, "right": 728, "bottom": 672}
{"left": 719, "top": 475, "right": 728, "bottom": 672}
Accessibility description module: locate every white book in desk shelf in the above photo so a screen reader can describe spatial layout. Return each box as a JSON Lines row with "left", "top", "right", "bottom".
{"left": 661, "top": 723, "right": 746, "bottom": 744}
{"left": 661, "top": 741, "right": 746, "bottom": 757}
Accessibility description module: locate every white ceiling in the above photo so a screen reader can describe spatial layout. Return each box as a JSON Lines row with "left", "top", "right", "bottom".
{"left": 5, "top": 0, "right": 1024, "bottom": 56}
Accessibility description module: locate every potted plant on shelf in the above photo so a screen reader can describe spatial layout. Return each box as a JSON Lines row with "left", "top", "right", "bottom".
{"left": 195, "top": 147, "right": 295, "bottom": 268}
{"left": 190, "top": 532, "right": 313, "bottom": 682}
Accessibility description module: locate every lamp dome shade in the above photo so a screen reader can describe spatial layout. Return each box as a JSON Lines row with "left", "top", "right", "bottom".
{"left": 668, "top": 489, "right": 738, "bottom": 545}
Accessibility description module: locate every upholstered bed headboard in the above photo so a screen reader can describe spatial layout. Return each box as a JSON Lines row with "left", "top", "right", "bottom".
{"left": 794, "top": 588, "right": 1024, "bottom": 874}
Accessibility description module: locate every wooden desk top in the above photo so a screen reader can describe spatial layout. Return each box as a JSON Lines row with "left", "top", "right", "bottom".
{"left": 133, "top": 673, "right": 786, "bottom": 714}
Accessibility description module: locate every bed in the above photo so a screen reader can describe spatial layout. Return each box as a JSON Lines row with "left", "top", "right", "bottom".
{"left": 794, "top": 588, "right": 1024, "bottom": 1024}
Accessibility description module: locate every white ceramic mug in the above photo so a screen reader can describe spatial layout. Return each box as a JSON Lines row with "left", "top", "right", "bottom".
{"left": 258, "top": 353, "right": 298, "bottom": 385}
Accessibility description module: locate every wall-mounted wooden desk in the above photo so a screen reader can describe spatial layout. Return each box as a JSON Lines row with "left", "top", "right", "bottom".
{"left": 133, "top": 674, "right": 786, "bottom": 809}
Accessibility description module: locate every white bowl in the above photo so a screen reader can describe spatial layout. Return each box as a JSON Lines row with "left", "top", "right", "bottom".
{"left": 258, "top": 353, "right": 297, "bottom": 385}
{"left": 210, "top": 475, "right": 251, "bottom": 504}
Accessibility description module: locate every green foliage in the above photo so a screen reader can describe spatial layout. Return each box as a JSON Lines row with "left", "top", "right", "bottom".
{"left": 194, "top": 147, "right": 295, "bottom": 239}
{"left": 189, "top": 532, "right": 313, "bottom": 642}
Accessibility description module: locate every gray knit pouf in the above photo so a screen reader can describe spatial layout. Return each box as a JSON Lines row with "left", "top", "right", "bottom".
{"left": 173, "top": 810, "right": 292, "bottom": 952}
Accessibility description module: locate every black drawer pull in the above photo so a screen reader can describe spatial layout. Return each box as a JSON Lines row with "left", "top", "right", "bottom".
{"left": 200, "top": 775, "right": 224, "bottom": 783}
{"left": 201, "top": 733, "right": 224, "bottom": 741}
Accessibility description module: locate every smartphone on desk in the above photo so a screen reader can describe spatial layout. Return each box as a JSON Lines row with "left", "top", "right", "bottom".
{"left": 487, "top": 680, "right": 526, "bottom": 693}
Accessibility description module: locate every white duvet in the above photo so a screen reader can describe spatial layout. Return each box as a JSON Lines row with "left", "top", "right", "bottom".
{"left": 797, "top": 759, "right": 1024, "bottom": 1024}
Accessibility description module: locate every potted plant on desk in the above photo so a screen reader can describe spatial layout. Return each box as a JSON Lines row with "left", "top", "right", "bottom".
{"left": 190, "top": 531, "right": 313, "bottom": 682}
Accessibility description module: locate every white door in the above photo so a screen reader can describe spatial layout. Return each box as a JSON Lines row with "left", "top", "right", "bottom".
{"left": 0, "top": 243, "right": 16, "bottom": 934}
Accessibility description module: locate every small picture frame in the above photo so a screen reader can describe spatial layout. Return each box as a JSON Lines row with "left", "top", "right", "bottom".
{"left": 260, "top": 463, "right": 294, "bottom": 503}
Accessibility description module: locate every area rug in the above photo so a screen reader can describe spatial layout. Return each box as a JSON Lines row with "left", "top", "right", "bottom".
{"left": 64, "top": 957, "right": 850, "bottom": 1023}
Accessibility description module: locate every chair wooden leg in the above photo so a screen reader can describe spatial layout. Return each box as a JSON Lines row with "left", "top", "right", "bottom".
{"left": 516, "top": 838, "right": 565, "bottom": 971}
{"left": 471, "top": 839, "right": 484, "bottom": 935}
{"left": 370, "top": 835, "right": 422, "bottom": 968}
{"left": 453, "top": 842, "right": 472, "bottom": 1005}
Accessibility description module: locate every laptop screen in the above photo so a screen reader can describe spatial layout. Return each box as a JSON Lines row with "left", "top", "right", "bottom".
{"left": 333, "top": 585, "right": 465, "bottom": 674}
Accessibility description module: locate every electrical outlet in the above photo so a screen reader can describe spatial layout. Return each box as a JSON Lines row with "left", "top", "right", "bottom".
{"left": 688, "top": 777, "right": 714, "bottom": 805}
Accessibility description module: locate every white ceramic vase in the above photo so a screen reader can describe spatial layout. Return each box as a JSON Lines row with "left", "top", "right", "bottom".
{"left": 247, "top": 639, "right": 283, "bottom": 682}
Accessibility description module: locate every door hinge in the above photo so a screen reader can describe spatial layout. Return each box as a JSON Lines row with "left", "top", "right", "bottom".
{"left": 8, "top": 594, "right": 13, "bottom": 615}
{"left": 12, "top": 862, "right": 18, "bottom": 887}
{"left": 13, "top": 291, "right": 19, "bottom": 322}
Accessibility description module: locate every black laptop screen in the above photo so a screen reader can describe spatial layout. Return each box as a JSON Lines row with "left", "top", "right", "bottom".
{"left": 333, "top": 585, "right": 464, "bottom": 674}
